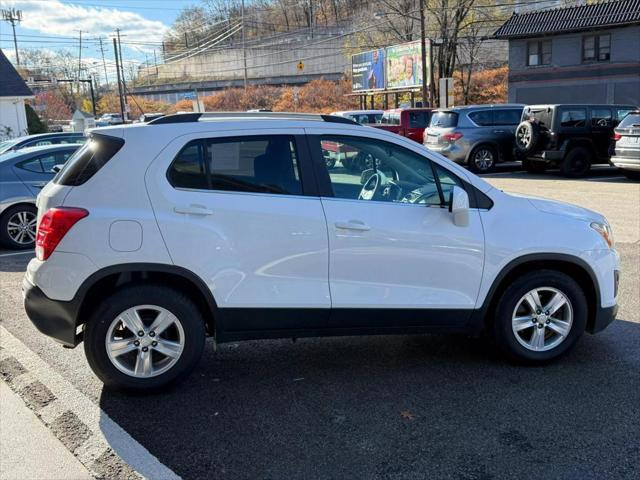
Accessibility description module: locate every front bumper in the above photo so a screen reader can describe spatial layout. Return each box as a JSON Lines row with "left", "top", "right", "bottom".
{"left": 611, "top": 154, "right": 640, "bottom": 171}
{"left": 23, "top": 277, "right": 80, "bottom": 347}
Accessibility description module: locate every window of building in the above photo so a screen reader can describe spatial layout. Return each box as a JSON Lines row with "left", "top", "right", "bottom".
{"left": 168, "top": 136, "right": 302, "bottom": 196}
{"left": 527, "top": 39, "right": 552, "bottom": 66}
{"left": 583, "top": 34, "right": 611, "bottom": 62}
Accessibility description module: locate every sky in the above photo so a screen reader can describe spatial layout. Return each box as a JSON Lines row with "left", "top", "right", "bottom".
{"left": 0, "top": 0, "right": 198, "bottom": 82}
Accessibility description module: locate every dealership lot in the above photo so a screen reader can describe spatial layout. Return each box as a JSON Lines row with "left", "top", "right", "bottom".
{"left": 1, "top": 167, "right": 638, "bottom": 479}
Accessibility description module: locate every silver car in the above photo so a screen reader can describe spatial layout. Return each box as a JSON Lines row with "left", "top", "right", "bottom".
{"left": 424, "top": 104, "right": 524, "bottom": 173}
{"left": 0, "top": 144, "right": 82, "bottom": 249}
{"left": 612, "top": 110, "right": 640, "bottom": 180}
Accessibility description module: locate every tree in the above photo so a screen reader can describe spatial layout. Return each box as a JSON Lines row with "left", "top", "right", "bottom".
{"left": 31, "top": 90, "right": 72, "bottom": 123}
{"left": 25, "top": 104, "right": 47, "bottom": 134}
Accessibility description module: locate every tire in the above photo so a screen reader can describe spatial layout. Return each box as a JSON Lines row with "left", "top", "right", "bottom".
{"left": 492, "top": 270, "right": 587, "bottom": 364}
{"left": 84, "top": 284, "right": 206, "bottom": 391}
{"left": 621, "top": 169, "right": 640, "bottom": 181}
{"left": 515, "top": 121, "right": 540, "bottom": 154}
{"left": 522, "top": 159, "right": 547, "bottom": 174}
{"left": 468, "top": 145, "right": 497, "bottom": 173}
{"left": 0, "top": 204, "right": 38, "bottom": 250}
{"left": 560, "top": 147, "right": 592, "bottom": 177}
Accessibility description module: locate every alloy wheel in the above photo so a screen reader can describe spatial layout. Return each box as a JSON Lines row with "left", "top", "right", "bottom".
{"left": 105, "top": 305, "right": 185, "bottom": 378}
{"left": 511, "top": 287, "right": 573, "bottom": 352}
{"left": 473, "top": 148, "right": 495, "bottom": 171}
{"left": 7, "top": 210, "right": 37, "bottom": 245}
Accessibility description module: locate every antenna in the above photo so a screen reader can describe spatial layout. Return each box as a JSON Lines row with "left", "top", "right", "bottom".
{"left": 1, "top": 8, "right": 23, "bottom": 65}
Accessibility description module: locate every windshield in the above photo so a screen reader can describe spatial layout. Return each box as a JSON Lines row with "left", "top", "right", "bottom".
{"left": 618, "top": 113, "right": 640, "bottom": 128}
{"left": 522, "top": 107, "right": 553, "bottom": 128}
{"left": 430, "top": 112, "right": 458, "bottom": 128}
{"left": 0, "top": 138, "right": 21, "bottom": 155}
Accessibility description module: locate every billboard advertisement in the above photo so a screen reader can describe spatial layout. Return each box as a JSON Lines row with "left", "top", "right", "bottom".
{"left": 351, "top": 48, "right": 386, "bottom": 92}
{"left": 386, "top": 41, "right": 425, "bottom": 90}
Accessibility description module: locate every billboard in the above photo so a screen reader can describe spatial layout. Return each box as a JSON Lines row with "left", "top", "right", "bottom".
{"left": 386, "top": 41, "right": 425, "bottom": 90}
{"left": 351, "top": 48, "right": 386, "bottom": 92}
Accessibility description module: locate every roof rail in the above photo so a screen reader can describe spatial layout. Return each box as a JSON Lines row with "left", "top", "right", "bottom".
{"left": 148, "top": 112, "right": 359, "bottom": 126}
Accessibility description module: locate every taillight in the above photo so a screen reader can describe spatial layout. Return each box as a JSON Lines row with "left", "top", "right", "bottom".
{"left": 612, "top": 132, "right": 622, "bottom": 141}
{"left": 35, "top": 207, "right": 88, "bottom": 261}
{"left": 443, "top": 132, "right": 463, "bottom": 142}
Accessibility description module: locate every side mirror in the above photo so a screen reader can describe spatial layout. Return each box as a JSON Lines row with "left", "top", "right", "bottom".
{"left": 51, "top": 164, "right": 64, "bottom": 173}
{"left": 449, "top": 186, "right": 469, "bottom": 227}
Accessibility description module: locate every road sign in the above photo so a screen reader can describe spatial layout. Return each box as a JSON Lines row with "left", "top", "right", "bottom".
{"left": 181, "top": 92, "right": 197, "bottom": 100}
{"left": 297, "top": 61, "right": 304, "bottom": 72}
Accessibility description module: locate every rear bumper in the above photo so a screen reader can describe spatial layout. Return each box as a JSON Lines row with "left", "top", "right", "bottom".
{"left": 587, "top": 303, "right": 618, "bottom": 334}
{"left": 22, "top": 277, "right": 80, "bottom": 347}
{"left": 425, "top": 143, "right": 468, "bottom": 163}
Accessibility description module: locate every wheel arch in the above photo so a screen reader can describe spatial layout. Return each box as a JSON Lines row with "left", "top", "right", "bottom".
{"left": 478, "top": 253, "right": 600, "bottom": 334}
{"left": 74, "top": 263, "right": 218, "bottom": 338}
{"left": 562, "top": 138, "right": 596, "bottom": 157}
{"left": 466, "top": 141, "right": 500, "bottom": 164}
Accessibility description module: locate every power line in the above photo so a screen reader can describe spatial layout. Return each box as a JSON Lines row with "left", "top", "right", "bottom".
{"left": 1, "top": 7, "right": 23, "bottom": 65}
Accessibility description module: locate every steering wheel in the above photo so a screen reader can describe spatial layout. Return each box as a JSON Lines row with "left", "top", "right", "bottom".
{"left": 358, "top": 172, "right": 385, "bottom": 201}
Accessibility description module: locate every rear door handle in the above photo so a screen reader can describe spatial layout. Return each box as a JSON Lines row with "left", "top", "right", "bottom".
{"left": 493, "top": 130, "right": 506, "bottom": 133}
{"left": 335, "top": 220, "right": 370, "bottom": 231}
{"left": 173, "top": 205, "right": 213, "bottom": 216}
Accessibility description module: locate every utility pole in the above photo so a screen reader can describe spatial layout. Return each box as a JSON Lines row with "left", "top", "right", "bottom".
{"left": 419, "top": 2, "right": 428, "bottom": 106}
{"left": 309, "top": 1, "right": 314, "bottom": 39}
{"left": 113, "top": 38, "right": 126, "bottom": 122}
{"left": 116, "top": 29, "right": 127, "bottom": 120}
{"left": 1, "top": 8, "right": 22, "bottom": 65}
{"left": 77, "top": 30, "right": 83, "bottom": 95}
{"left": 88, "top": 75, "right": 97, "bottom": 117}
{"left": 153, "top": 49, "right": 159, "bottom": 76}
{"left": 241, "top": 0, "right": 248, "bottom": 89}
{"left": 98, "top": 37, "right": 110, "bottom": 89}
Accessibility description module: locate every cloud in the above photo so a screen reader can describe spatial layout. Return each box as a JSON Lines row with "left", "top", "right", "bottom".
{"left": 4, "top": 0, "right": 169, "bottom": 46}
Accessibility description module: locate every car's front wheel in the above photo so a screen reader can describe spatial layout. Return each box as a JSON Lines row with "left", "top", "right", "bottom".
{"left": 0, "top": 204, "right": 38, "bottom": 249}
{"left": 493, "top": 270, "right": 587, "bottom": 364}
{"left": 468, "top": 145, "right": 497, "bottom": 173}
{"left": 84, "top": 285, "right": 206, "bottom": 390}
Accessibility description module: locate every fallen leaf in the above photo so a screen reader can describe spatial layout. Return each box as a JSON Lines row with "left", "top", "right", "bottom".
{"left": 400, "top": 410, "right": 415, "bottom": 420}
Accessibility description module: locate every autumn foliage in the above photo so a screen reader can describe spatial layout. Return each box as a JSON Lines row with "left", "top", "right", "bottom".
{"left": 455, "top": 66, "right": 508, "bottom": 105}
{"left": 96, "top": 94, "right": 175, "bottom": 118}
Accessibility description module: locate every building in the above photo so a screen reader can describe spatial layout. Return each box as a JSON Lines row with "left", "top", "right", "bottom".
{"left": 494, "top": 0, "right": 640, "bottom": 105}
{"left": 71, "top": 109, "right": 96, "bottom": 132}
{"left": 0, "top": 49, "right": 34, "bottom": 140}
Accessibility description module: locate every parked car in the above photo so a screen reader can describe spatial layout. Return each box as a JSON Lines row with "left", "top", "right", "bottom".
{"left": 23, "top": 112, "right": 619, "bottom": 390}
{"left": 424, "top": 104, "right": 524, "bottom": 173}
{"left": 611, "top": 110, "right": 640, "bottom": 180}
{"left": 371, "top": 108, "right": 433, "bottom": 143}
{"left": 96, "top": 113, "right": 123, "bottom": 126}
{"left": 0, "top": 132, "right": 85, "bottom": 155}
{"left": 330, "top": 110, "right": 384, "bottom": 125}
{"left": 515, "top": 104, "right": 636, "bottom": 177}
{"left": 0, "top": 143, "right": 83, "bottom": 249}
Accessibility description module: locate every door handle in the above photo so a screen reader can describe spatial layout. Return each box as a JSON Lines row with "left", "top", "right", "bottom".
{"left": 335, "top": 220, "right": 370, "bottom": 231}
{"left": 173, "top": 205, "right": 213, "bottom": 216}
{"left": 493, "top": 130, "right": 506, "bottom": 133}
{"left": 33, "top": 182, "right": 48, "bottom": 189}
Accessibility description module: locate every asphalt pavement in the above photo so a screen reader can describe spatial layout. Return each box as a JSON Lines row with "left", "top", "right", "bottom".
{"left": 0, "top": 166, "right": 638, "bottom": 479}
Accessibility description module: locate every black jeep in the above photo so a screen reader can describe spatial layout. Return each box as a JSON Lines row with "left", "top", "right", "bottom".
{"left": 515, "top": 104, "right": 636, "bottom": 177}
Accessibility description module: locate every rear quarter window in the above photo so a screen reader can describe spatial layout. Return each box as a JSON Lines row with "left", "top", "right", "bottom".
{"left": 55, "top": 135, "right": 124, "bottom": 186}
{"left": 468, "top": 110, "right": 493, "bottom": 126}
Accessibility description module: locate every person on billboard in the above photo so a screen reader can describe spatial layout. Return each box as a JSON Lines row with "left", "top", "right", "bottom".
{"left": 367, "top": 49, "right": 385, "bottom": 89}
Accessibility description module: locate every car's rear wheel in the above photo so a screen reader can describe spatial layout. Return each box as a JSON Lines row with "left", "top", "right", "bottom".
{"left": 0, "top": 204, "right": 38, "bottom": 250}
{"left": 561, "top": 147, "right": 592, "bottom": 177}
{"left": 468, "top": 145, "right": 497, "bottom": 173}
{"left": 492, "top": 270, "right": 587, "bottom": 364}
{"left": 84, "top": 285, "right": 206, "bottom": 390}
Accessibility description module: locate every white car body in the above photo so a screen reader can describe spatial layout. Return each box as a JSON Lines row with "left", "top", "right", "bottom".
{"left": 22, "top": 113, "right": 620, "bottom": 387}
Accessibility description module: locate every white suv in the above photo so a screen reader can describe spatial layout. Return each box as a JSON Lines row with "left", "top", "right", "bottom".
{"left": 23, "top": 113, "right": 619, "bottom": 390}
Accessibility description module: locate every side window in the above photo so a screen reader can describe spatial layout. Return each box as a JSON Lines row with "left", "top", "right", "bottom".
{"left": 36, "top": 154, "right": 57, "bottom": 173}
{"left": 409, "top": 112, "right": 428, "bottom": 129}
{"left": 560, "top": 109, "right": 587, "bottom": 128}
{"left": 469, "top": 110, "right": 493, "bottom": 126}
{"left": 167, "top": 141, "right": 208, "bottom": 189}
{"left": 591, "top": 108, "right": 612, "bottom": 127}
{"left": 432, "top": 163, "right": 464, "bottom": 205}
{"left": 26, "top": 139, "right": 52, "bottom": 147}
{"left": 205, "top": 136, "right": 301, "bottom": 195}
{"left": 17, "top": 158, "right": 44, "bottom": 173}
{"left": 494, "top": 109, "right": 522, "bottom": 126}
{"left": 318, "top": 135, "right": 453, "bottom": 207}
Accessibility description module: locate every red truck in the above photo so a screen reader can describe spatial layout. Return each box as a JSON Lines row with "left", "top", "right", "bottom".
{"left": 371, "top": 108, "right": 434, "bottom": 144}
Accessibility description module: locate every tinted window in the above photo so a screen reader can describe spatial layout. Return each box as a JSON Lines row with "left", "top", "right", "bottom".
{"left": 318, "top": 135, "right": 460, "bottom": 207}
{"left": 409, "top": 112, "right": 429, "bottom": 129}
{"left": 522, "top": 107, "right": 553, "bottom": 128}
{"left": 36, "top": 154, "right": 58, "bottom": 172}
{"left": 168, "top": 136, "right": 302, "bottom": 195}
{"left": 17, "top": 157, "right": 44, "bottom": 173}
{"left": 618, "top": 113, "right": 640, "bottom": 128}
{"left": 468, "top": 110, "right": 493, "bottom": 126}
{"left": 494, "top": 109, "right": 523, "bottom": 126}
{"left": 381, "top": 112, "right": 400, "bottom": 125}
{"left": 560, "top": 109, "right": 587, "bottom": 128}
{"left": 430, "top": 111, "right": 458, "bottom": 128}
{"left": 55, "top": 135, "right": 124, "bottom": 186}
{"left": 167, "top": 141, "right": 207, "bottom": 189}
{"left": 591, "top": 108, "right": 612, "bottom": 127}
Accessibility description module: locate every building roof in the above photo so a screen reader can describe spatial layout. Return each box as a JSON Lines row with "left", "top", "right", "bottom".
{"left": 0, "top": 49, "right": 33, "bottom": 97}
{"left": 494, "top": 0, "right": 640, "bottom": 39}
